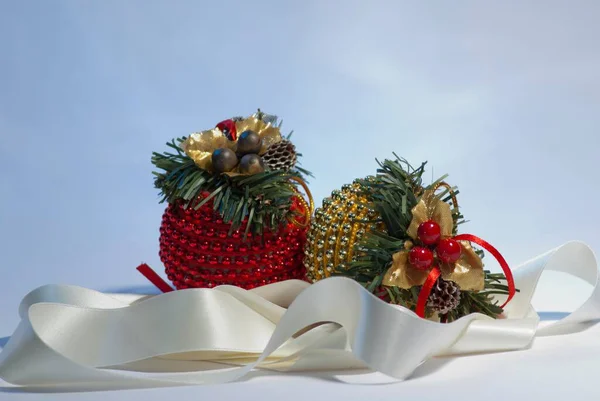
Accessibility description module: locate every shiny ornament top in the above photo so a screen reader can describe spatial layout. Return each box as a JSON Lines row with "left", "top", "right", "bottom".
{"left": 151, "top": 110, "right": 312, "bottom": 235}
{"left": 182, "top": 112, "right": 284, "bottom": 175}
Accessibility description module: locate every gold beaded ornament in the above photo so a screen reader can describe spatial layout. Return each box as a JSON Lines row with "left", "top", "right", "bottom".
{"left": 304, "top": 179, "right": 386, "bottom": 281}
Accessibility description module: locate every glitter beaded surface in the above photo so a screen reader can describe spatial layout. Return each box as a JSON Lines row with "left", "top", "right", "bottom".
{"left": 159, "top": 198, "right": 308, "bottom": 289}
{"left": 304, "top": 181, "right": 385, "bottom": 282}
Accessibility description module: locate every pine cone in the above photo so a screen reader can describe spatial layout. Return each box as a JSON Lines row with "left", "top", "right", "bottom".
{"left": 427, "top": 278, "right": 461, "bottom": 315}
{"left": 262, "top": 140, "right": 297, "bottom": 171}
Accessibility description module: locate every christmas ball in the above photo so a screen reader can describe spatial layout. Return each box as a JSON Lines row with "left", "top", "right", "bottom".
{"left": 239, "top": 154, "right": 265, "bottom": 174}
{"left": 153, "top": 110, "right": 313, "bottom": 292}
{"left": 437, "top": 238, "right": 462, "bottom": 264}
{"left": 212, "top": 148, "right": 238, "bottom": 173}
{"left": 299, "top": 156, "right": 515, "bottom": 323}
{"left": 417, "top": 220, "right": 441, "bottom": 246}
{"left": 304, "top": 180, "right": 385, "bottom": 281}
{"left": 237, "top": 130, "right": 263, "bottom": 155}
{"left": 408, "top": 247, "right": 434, "bottom": 270}
{"left": 159, "top": 194, "right": 308, "bottom": 290}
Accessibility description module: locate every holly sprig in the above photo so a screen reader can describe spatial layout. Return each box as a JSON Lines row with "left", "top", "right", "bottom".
{"left": 339, "top": 155, "right": 512, "bottom": 320}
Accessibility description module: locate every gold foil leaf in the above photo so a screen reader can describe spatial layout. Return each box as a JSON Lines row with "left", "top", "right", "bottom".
{"left": 235, "top": 116, "right": 282, "bottom": 154}
{"left": 407, "top": 189, "right": 454, "bottom": 240}
{"left": 439, "top": 241, "right": 484, "bottom": 291}
{"left": 382, "top": 251, "right": 430, "bottom": 289}
{"left": 182, "top": 129, "right": 234, "bottom": 171}
{"left": 182, "top": 113, "right": 283, "bottom": 173}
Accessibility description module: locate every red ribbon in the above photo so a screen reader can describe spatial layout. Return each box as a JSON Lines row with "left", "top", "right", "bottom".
{"left": 415, "top": 266, "right": 441, "bottom": 318}
{"left": 136, "top": 263, "right": 174, "bottom": 293}
{"left": 415, "top": 234, "right": 515, "bottom": 318}
{"left": 453, "top": 233, "right": 515, "bottom": 308}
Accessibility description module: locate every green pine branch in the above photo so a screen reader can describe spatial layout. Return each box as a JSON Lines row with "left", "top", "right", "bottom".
{"left": 354, "top": 155, "right": 426, "bottom": 238}
{"left": 336, "top": 156, "right": 512, "bottom": 320}
{"left": 152, "top": 137, "right": 309, "bottom": 235}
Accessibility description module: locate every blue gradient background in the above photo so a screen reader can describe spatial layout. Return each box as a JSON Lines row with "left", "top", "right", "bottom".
{"left": 1, "top": 0, "right": 599, "bottom": 361}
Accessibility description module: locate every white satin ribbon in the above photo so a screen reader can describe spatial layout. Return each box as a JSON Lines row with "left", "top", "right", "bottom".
{"left": 0, "top": 241, "right": 598, "bottom": 388}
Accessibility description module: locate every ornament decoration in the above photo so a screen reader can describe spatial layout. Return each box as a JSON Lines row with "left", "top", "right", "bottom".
{"left": 215, "top": 119, "right": 237, "bottom": 141}
{"left": 288, "top": 175, "right": 315, "bottom": 228}
{"left": 211, "top": 148, "right": 239, "bottom": 173}
{"left": 427, "top": 278, "right": 461, "bottom": 315}
{"left": 306, "top": 156, "right": 516, "bottom": 322}
{"left": 408, "top": 247, "right": 434, "bottom": 271}
{"left": 236, "top": 131, "right": 263, "bottom": 155}
{"left": 239, "top": 153, "right": 265, "bottom": 175}
{"left": 262, "top": 139, "right": 298, "bottom": 171}
{"left": 417, "top": 220, "right": 442, "bottom": 246}
{"left": 303, "top": 180, "right": 386, "bottom": 283}
{"left": 436, "top": 238, "right": 462, "bottom": 264}
{"left": 148, "top": 110, "right": 313, "bottom": 290}
{"left": 383, "top": 181, "right": 514, "bottom": 317}
{"left": 181, "top": 110, "right": 283, "bottom": 174}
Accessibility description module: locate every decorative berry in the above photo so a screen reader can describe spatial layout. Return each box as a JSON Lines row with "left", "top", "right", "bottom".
{"left": 239, "top": 154, "right": 265, "bottom": 175}
{"left": 262, "top": 139, "right": 297, "bottom": 171}
{"left": 237, "top": 130, "right": 263, "bottom": 155}
{"left": 437, "top": 238, "right": 462, "bottom": 264}
{"left": 427, "top": 278, "right": 461, "bottom": 314}
{"left": 216, "top": 119, "right": 237, "bottom": 141}
{"left": 408, "top": 247, "right": 434, "bottom": 271}
{"left": 212, "top": 148, "right": 238, "bottom": 173}
{"left": 417, "top": 220, "right": 441, "bottom": 246}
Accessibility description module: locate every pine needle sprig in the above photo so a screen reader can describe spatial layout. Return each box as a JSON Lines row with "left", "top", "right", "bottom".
{"left": 152, "top": 138, "right": 309, "bottom": 235}
{"left": 340, "top": 156, "right": 513, "bottom": 320}
{"left": 355, "top": 155, "right": 426, "bottom": 239}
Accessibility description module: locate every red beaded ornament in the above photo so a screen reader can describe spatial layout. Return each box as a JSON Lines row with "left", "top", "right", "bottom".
{"left": 159, "top": 195, "right": 309, "bottom": 290}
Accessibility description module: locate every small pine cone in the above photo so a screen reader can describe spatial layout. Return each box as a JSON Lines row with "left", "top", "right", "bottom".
{"left": 427, "top": 278, "right": 461, "bottom": 315}
{"left": 262, "top": 140, "right": 297, "bottom": 171}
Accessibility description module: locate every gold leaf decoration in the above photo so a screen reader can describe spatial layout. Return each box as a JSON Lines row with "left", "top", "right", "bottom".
{"left": 182, "top": 129, "right": 233, "bottom": 171}
{"left": 383, "top": 187, "right": 485, "bottom": 292}
{"left": 235, "top": 116, "right": 282, "bottom": 154}
{"left": 439, "top": 241, "right": 484, "bottom": 291}
{"left": 382, "top": 242, "right": 484, "bottom": 290}
{"left": 182, "top": 113, "right": 283, "bottom": 172}
{"left": 406, "top": 189, "right": 453, "bottom": 240}
{"left": 382, "top": 251, "right": 430, "bottom": 289}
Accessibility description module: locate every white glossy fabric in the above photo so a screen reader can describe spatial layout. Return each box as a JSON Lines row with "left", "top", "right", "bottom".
{"left": 0, "top": 241, "right": 597, "bottom": 388}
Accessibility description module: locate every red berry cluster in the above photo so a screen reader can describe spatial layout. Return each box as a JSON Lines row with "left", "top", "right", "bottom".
{"left": 408, "top": 220, "right": 462, "bottom": 271}
{"left": 159, "top": 199, "right": 307, "bottom": 290}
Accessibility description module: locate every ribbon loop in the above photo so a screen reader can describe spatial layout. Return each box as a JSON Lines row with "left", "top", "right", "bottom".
{"left": 453, "top": 233, "right": 516, "bottom": 308}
